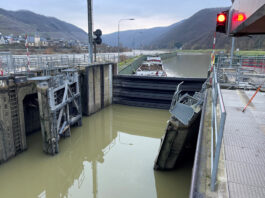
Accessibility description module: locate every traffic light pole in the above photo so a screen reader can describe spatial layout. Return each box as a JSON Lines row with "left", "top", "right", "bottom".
{"left": 94, "top": 43, "right": 97, "bottom": 62}
{"left": 230, "top": 37, "right": 235, "bottom": 67}
{"left": 87, "top": 0, "right": 94, "bottom": 64}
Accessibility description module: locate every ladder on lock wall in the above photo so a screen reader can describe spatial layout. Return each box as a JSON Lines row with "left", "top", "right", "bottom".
{"left": 8, "top": 87, "right": 22, "bottom": 153}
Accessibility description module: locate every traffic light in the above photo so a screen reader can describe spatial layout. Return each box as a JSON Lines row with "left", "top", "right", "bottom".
{"left": 233, "top": 13, "right": 247, "bottom": 22}
{"left": 93, "top": 29, "right": 102, "bottom": 45}
{"left": 216, "top": 11, "right": 228, "bottom": 33}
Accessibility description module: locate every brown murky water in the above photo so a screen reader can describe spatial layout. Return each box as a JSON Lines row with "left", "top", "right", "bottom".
{"left": 163, "top": 53, "right": 210, "bottom": 78}
{"left": 0, "top": 105, "right": 192, "bottom": 198}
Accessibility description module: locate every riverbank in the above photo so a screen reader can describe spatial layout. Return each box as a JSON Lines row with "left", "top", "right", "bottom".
{"left": 235, "top": 50, "right": 265, "bottom": 56}
{"left": 175, "top": 49, "right": 265, "bottom": 56}
{"left": 118, "top": 56, "right": 141, "bottom": 70}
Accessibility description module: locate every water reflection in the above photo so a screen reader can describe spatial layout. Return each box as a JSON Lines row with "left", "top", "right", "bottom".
{"left": 0, "top": 105, "right": 191, "bottom": 198}
{"left": 163, "top": 53, "right": 210, "bottom": 78}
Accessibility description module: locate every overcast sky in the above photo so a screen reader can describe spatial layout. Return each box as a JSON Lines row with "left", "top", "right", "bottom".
{"left": 0, "top": 0, "right": 231, "bottom": 34}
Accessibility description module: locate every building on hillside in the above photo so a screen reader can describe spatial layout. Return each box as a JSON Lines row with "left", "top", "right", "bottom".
{"left": 26, "top": 35, "right": 48, "bottom": 47}
{"left": 27, "top": 36, "right": 35, "bottom": 47}
{"left": 0, "top": 34, "right": 5, "bottom": 45}
{"left": 40, "top": 38, "right": 48, "bottom": 47}
{"left": 34, "top": 33, "right": 41, "bottom": 47}
{"left": 12, "top": 36, "right": 21, "bottom": 44}
{"left": 6, "top": 35, "right": 13, "bottom": 44}
{"left": 67, "top": 40, "right": 81, "bottom": 48}
{"left": 18, "top": 35, "right": 26, "bottom": 44}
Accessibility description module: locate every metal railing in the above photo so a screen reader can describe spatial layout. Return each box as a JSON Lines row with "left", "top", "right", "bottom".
{"left": 210, "top": 66, "right": 227, "bottom": 191}
{"left": 209, "top": 55, "right": 265, "bottom": 191}
{"left": 96, "top": 53, "right": 117, "bottom": 63}
{"left": 190, "top": 55, "right": 264, "bottom": 194}
{"left": 0, "top": 52, "right": 14, "bottom": 74}
{"left": 216, "top": 55, "right": 265, "bottom": 89}
{"left": 0, "top": 53, "right": 118, "bottom": 76}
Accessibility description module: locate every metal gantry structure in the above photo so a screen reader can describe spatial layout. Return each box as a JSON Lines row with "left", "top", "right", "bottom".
{"left": 31, "top": 69, "right": 82, "bottom": 154}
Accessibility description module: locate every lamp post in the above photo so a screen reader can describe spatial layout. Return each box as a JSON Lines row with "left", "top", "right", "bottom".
{"left": 117, "top": 18, "right": 134, "bottom": 66}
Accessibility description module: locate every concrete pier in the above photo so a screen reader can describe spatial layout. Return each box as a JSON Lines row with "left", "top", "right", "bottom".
{"left": 80, "top": 63, "right": 116, "bottom": 116}
{"left": 0, "top": 63, "right": 116, "bottom": 163}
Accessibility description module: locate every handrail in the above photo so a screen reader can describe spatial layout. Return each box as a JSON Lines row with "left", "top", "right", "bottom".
{"left": 210, "top": 66, "right": 227, "bottom": 191}
{"left": 215, "top": 55, "right": 265, "bottom": 88}
{"left": 0, "top": 53, "right": 117, "bottom": 75}
{"left": 189, "top": 91, "right": 208, "bottom": 198}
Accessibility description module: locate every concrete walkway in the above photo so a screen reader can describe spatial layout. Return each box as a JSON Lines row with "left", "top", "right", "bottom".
{"left": 222, "top": 89, "right": 265, "bottom": 198}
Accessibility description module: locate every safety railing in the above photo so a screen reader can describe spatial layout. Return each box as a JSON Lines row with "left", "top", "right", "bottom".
{"left": 210, "top": 66, "right": 227, "bottom": 191}
{"left": 0, "top": 53, "right": 118, "bottom": 76}
{"left": 241, "top": 56, "right": 265, "bottom": 73}
{"left": 0, "top": 52, "right": 14, "bottom": 74}
{"left": 215, "top": 55, "right": 265, "bottom": 89}
{"left": 96, "top": 53, "right": 117, "bottom": 63}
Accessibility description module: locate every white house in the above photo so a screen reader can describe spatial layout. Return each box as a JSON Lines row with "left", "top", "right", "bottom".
{"left": 0, "top": 34, "right": 5, "bottom": 45}
{"left": 34, "top": 36, "right": 40, "bottom": 46}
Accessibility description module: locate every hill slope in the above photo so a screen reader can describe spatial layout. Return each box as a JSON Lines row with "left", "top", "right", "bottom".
{"left": 0, "top": 8, "right": 88, "bottom": 42}
{"left": 152, "top": 7, "right": 265, "bottom": 50}
{"left": 103, "top": 7, "right": 265, "bottom": 50}
{"left": 102, "top": 22, "right": 183, "bottom": 48}
{"left": 150, "top": 8, "right": 226, "bottom": 49}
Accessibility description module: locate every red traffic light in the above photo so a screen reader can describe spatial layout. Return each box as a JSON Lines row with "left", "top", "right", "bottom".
{"left": 233, "top": 13, "right": 247, "bottom": 22}
{"left": 217, "top": 14, "right": 226, "bottom": 23}
{"left": 216, "top": 11, "right": 228, "bottom": 33}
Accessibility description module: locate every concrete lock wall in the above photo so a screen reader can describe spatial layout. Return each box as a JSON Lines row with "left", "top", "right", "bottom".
{"left": 17, "top": 83, "right": 37, "bottom": 150}
{"left": 23, "top": 94, "right": 41, "bottom": 135}
{"left": 94, "top": 66, "right": 101, "bottom": 112}
{"left": 0, "top": 81, "right": 36, "bottom": 163}
{"left": 0, "top": 91, "right": 14, "bottom": 163}
{"left": 81, "top": 63, "right": 115, "bottom": 116}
